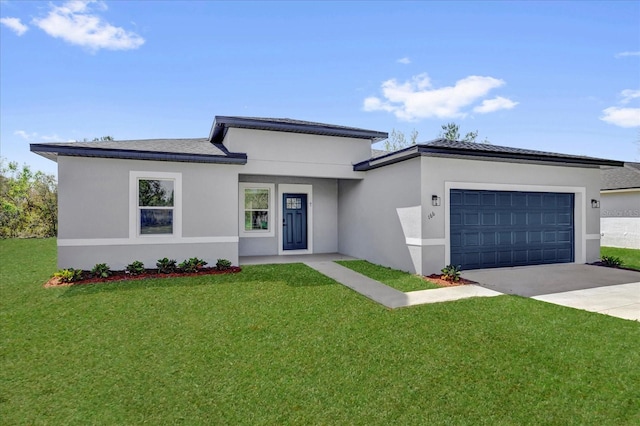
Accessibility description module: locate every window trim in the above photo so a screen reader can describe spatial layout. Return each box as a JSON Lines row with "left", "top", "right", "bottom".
{"left": 239, "top": 182, "right": 275, "bottom": 237}
{"left": 129, "top": 171, "right": 182, "bottom": 239}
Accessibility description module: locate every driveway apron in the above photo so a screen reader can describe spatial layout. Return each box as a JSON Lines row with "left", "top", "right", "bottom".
{"left": 461, "top": 263, "right": 640, "bottom": 297}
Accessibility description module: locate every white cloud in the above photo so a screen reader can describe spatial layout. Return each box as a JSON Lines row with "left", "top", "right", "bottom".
{"left": 14, "top": 130, "right": 62, "bottom": 141}
{"left": 363, "top": 73, "right": 517, "bottom": 121}
{"left": 600, "top": 107, "right": 640, "bottom": 128}
{"left": 0, "top": 17, "right": 28, "bottom": 35}
{"left": 32, "top": 0, "right": 144, "bottom": 52}
{"left": 615, "top": 51, "right": 640, "bottom": 58}
{"left": 600, "top": 88, "right": 640, "bottom": 128}
{"left": 473, "top": 96, "right": 519, "bottom": 114}
{"left": 620, "top": 89, "right": 640, "bottom": 104}
{"left": 14, "top": 130, "right": 37, "bottom": 140}
{"left": 397, "top": 57, "right": 411, "bottom": 64}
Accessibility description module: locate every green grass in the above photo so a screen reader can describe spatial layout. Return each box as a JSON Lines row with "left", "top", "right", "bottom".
{"left": 336, "top": 259, "right": 441, "bottom": 292}
{"left": 2, "top": 239, "right": 640, "bottom": 425}
{"left": 601, "top": 246, "right": 640, "bottom": 271}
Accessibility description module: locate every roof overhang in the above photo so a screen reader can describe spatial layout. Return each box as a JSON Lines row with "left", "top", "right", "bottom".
{"left": 354, "top": 144, "right": 624, "bottom": 171}
{"left": 209, "top": 116, "right": 388, "bottom": 144}
{"left": 30, "top": 144, "right": 248, "bottom": 165}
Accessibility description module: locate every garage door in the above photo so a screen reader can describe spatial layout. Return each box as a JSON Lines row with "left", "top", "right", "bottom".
{"left": 450, "top": 190, "right": 574, "bottom": 270}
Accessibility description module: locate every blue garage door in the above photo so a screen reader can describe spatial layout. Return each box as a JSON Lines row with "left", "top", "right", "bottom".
{"left": 450, "top": 190, "right": 574, "bottom": 270}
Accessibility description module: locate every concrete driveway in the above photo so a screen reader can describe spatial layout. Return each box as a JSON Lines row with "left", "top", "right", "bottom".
{"left": 462, "top": 263, "right": 640, "bottom": 321}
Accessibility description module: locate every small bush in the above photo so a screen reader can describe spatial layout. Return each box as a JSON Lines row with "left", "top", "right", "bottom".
{"left": 216, "top": 258, "right": 232, "bottom": 271}
{"left": 125, "top": 260, "right": 145, "bottom": 276}
{"left": 156, "top": 258, "right": 177, "bottom": 274}
{"left": 441, "top": 264, "right": 461, "bottom": 282}
{"left": 91, "top": 263, "right": 112, "bottom": 278}
{"left": 53, "top": 268, "right": 84, "bottom": 283}
{"left": 179, "top": 257, "right": 208, "bottom": 273}
{"left": 601, "top": 255, "right": 623, "bottom": 267}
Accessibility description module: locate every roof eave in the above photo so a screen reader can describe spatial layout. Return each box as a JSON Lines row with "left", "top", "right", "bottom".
{"left": 30, "top": 144, "right": 247, "bottom": 165}
{"left": 210, "top": 115, "right": 388, "bottom": 143}
{"left": 418, "top": 146, "right": 624, "bottom": 167}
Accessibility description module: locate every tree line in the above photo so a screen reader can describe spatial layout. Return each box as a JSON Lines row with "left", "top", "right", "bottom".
{"left": 384, "top": 122, "right": 490, "bottom": 151}
{"left": 1, "top": 160, "right": 57, "bottom": 238}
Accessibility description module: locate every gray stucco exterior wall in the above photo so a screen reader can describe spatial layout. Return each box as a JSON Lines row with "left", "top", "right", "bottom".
{"left": 339, "top": 155, "right": 602, "bottom": 276}
{"left": 238, "top": 175, "right": 339, "bottom": 256}
{"left": 57, "top": 156, "right": 241, "bottom": 269}
{"left": 600, "top": 190, "right": 640, "bottom": 248}
{"left": 421, "top": 156, "right": 602, "bottom": 273}
{"left": 338, "top": 158, "right": 422, "bottom": 273}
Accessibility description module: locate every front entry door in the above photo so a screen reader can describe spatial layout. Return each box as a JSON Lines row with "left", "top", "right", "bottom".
{"left": 283, "top": 193, "right": 307, "bottom": 250}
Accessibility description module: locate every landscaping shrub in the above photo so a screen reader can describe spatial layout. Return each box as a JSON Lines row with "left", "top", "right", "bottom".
{"left": 441, "top": 264, "right": 461, "bottom": 282}
{"left": 53, "top": 268, "right": 84, "bottom": 283}
{"left": 156, "top": 258, "right": 177, "bottom": 274}
{"left": 91, "top": 263, "right": 112, "bottom": 278}
{"left": 125, "top": 260, "right": 145, "bottom": 276}
{"left": 601, "top": 255, "right": 623, "bottom": 267}
{"left": 216, "top": 258, "right": 232, "bottom": 271}
{"left": 179, "top": 257, "right": 208, "bottom": 273}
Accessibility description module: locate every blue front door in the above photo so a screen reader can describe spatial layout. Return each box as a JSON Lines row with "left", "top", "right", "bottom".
{"left": 283, "top": 193, "right": 307, "bottom": 250}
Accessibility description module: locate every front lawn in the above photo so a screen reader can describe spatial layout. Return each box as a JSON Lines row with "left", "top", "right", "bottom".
{"left": 2, "top": 239, "right": 639, "bottom": 425}
{"left": 601, "top": 246, "right": 640, "bottom": 271}
{"left": 336, "top": 259, "right": 441, "bottom": 292}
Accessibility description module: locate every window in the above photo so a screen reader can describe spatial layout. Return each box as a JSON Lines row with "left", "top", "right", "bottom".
{"left": 239, "top": 183, "right": 274, "bottom": 237}
{"left": 130, "top": 171, "right": 182, "bottom": 238}
{"left": 139, "top": 179, "right": 174, "bottom": 234}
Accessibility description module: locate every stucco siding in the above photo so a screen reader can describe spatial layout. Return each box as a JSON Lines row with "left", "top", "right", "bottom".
{"left": 225, "top": 128, "right": 369, "bottom": 179}
{"left": 600, "top": 191, "right": 640, "bottom": 248}
{"left": 59, "top": 242, "right": 238, "bottom": 271}
{"left": 58, "top": 156, "right": 129, "bottom": 239}
{"left": 421, "top": 156, "right": 602, "bottom": 273}
{"left": 338, "top": 158, "right": 422, "bottom": 273}
{"left": 238, "top": 175, "right": 338, "bottom": 255}
{"left": 57, "top": 156, "right": 241, "bottom": 269}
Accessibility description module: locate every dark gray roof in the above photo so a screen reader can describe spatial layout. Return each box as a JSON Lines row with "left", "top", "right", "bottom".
{"left": 602, "top": 162, "right": 640, "bottom": 190}
{"left": 209, "top": 116, "right": 388, "bottom": 143}
{"left": 30, "top": 138, "right": 247, "bottom": 164}
{"left": 355, "top": 139, "right": 624, "bottom": 171}
{"left": 371, "top": 148, "right": 389, "bottom": 158}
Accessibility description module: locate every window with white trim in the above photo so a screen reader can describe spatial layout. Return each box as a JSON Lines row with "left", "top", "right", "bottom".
{"left": 130, "top": 171, "right": 182, "bottom": 238}
{"left": 239, "top": 183, "right": 275, "bottom": 237}
{"left": 139, "top": 179, "right": 174, "bottom": 234}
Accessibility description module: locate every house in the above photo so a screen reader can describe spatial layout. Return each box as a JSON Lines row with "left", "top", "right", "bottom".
{"left": 600, "top": 162, "right": 640, "bottom": 249}
{"left": 30, "top": 116, "right": 623, "bottom": 274}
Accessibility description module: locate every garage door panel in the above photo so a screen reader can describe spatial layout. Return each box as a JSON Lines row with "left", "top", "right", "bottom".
{"left": 528, "top": 212, "right": 542, "bottom": 225}
{"left": 450, "top": 190, "right": 574, "bottom": 270}
{"left": 498, "top": 212, "right": 511, "bottom": 225}
{"left": 481, "top": 232, "right": 496, "bottom": 245}
{"left": 482, "top": 212, "right": 496, "bottom": 225}
{"left": 465, "top": 192, "right": 480, "bottom": 205}
{"left": 463, "top": 233, "right": 480, "bottom": 246}
{"left": 514, "top": 212, "right": 527, "bottom": 225}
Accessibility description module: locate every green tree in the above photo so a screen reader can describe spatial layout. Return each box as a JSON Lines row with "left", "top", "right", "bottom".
{"left": 384, "top": 128, "right": 419, "bottom": 151}
{"left": 76, "top": 136, "right": 115, "bottom": 142}
{"left": 0, "top": 160, "right": 57, "bottom": 238}
{"left": 439, "top": 122, "right": 490, "bottom": 143}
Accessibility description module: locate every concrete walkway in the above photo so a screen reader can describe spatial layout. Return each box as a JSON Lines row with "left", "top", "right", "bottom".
{"left": 532, "top": 282, "right": 640, "bottom": 321}
{"left": 305, "top": 261, "right": 501, "bottom": 309}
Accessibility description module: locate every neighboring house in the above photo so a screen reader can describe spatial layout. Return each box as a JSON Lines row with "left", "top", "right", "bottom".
{"left": 600, "top": 162, "right": 640, "bottom": 249}
{"left": 31, "top": 116, "right": 622, "bottom": 275}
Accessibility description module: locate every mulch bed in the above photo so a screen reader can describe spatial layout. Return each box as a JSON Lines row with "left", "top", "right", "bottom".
{"left": 424, "top": 274, "right": 477, "bottom": 287}
{"left": 44, "top": 266, "right": 242, "bottom": 288}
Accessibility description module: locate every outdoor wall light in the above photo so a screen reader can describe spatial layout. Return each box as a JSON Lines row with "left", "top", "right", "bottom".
{"left": 591, "top": 199, "right": 600, "bottom": 208}
{"left": 432, "top": 195, "right": 441, "bottom": 206}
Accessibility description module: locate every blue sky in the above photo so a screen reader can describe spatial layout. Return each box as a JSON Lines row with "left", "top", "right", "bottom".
{"left": 1, "top": 0, "right": 639, "bottom": 176}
